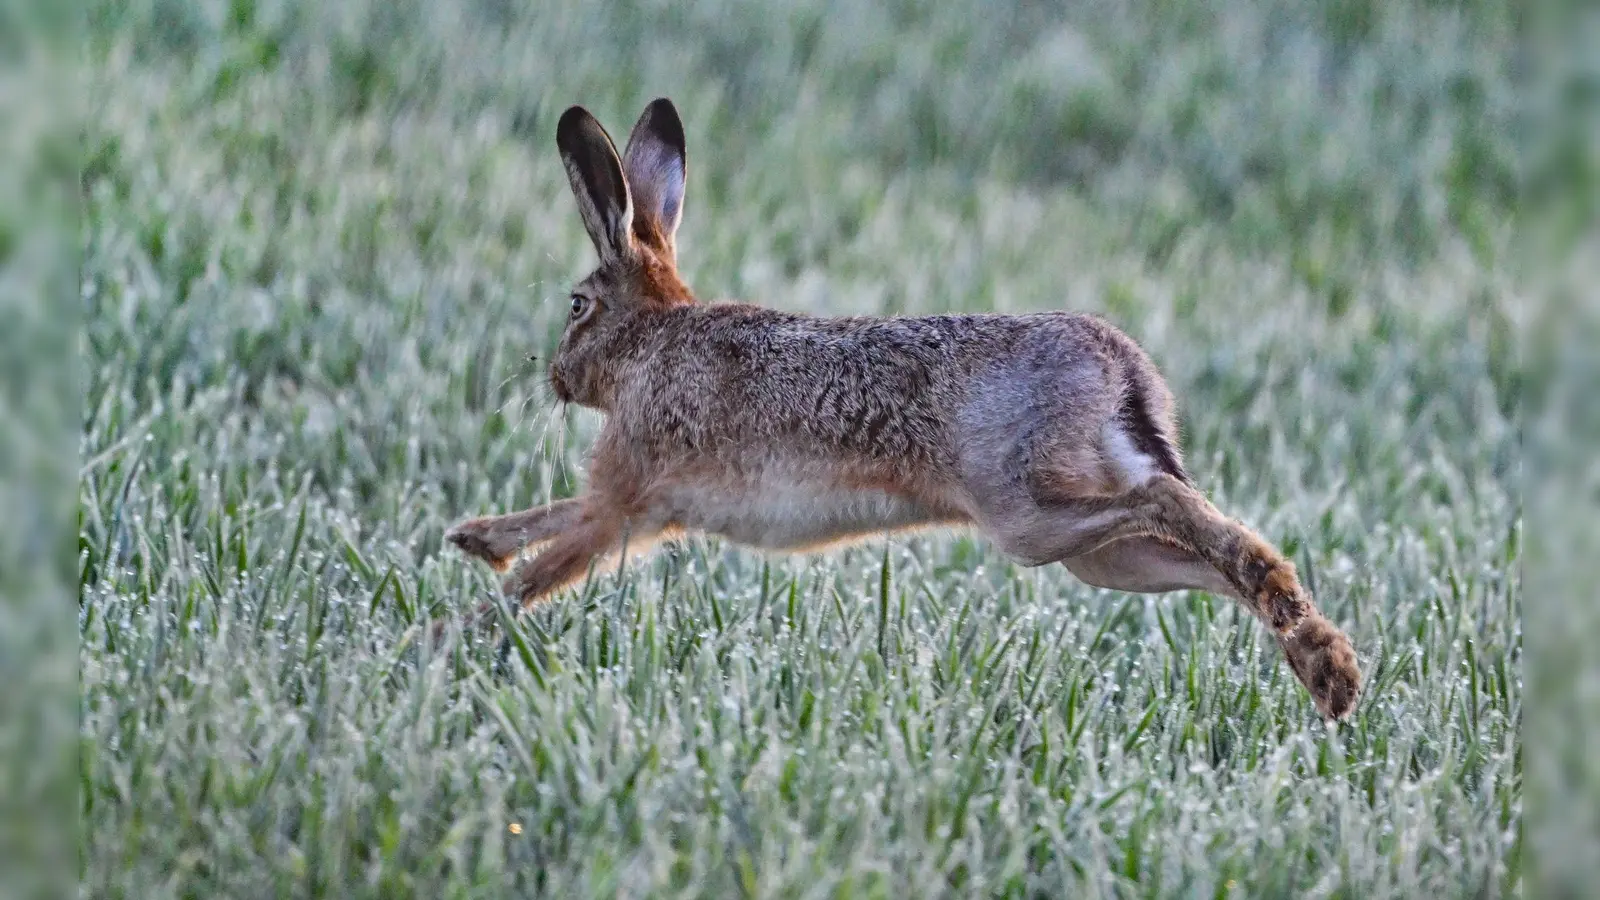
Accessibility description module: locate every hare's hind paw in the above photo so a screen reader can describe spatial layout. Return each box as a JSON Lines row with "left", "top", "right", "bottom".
{"left": 1282, "top": 614, "right": 1361, "bottom": 722}
{"left": 445, "top": 519, "right": 519, "bottom": 572}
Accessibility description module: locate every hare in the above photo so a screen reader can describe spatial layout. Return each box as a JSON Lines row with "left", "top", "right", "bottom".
{"left": 445, "top": 99, "right": 1361, "bottom": 721}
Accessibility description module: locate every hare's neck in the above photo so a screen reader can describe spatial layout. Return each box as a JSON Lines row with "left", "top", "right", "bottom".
{"left": 592, "top": 309, "right": 687, "bottom": 408}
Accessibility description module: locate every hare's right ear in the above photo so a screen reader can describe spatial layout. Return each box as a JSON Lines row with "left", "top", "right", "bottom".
{"left": 556, "top": 106, "right": 634, "bottom": 264}
{"left": 622, "top": 98, "right": 687, "bottom": 259}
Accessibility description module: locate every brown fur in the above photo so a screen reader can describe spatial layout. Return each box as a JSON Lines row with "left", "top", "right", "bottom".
{"left": 442, "top": 99, "right": 1361, "bottom": 721}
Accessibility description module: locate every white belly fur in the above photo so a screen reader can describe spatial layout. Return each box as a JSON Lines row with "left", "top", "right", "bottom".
{"left": 661, "top": 476, "right": 945, "bottom": 551}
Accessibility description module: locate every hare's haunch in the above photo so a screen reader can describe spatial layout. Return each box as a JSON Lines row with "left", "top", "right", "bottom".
{"left": 445, "top": 99, "right": 1360, "bottom": 721}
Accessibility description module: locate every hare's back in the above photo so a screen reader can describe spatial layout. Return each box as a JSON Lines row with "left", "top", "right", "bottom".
{"left": 643, "top": 307, "right": 1014, "bottom": 458}
{"left": 631, "top": 306, "right": 1141, "bottom": 464}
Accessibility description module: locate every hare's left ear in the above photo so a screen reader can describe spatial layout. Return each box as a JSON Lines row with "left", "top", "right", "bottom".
{"left": 556, "top": 106, "right": 635, "bottom": 264}
{"left": 622, "top": 98, "right": 687, "bottom": 259}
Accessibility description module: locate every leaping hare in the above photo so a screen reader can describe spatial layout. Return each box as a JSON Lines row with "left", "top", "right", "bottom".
{"left": 446, "top": 99, "right": 1361, "bottom": 721}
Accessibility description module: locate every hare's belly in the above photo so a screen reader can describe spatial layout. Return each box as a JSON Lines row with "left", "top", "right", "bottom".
{"left": 664, "top": 477, "right": 945, "bottom": 551}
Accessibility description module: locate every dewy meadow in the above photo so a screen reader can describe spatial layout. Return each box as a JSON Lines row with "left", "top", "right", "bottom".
{"left": 80, "top": 1, "right": 1522, "bottom": 896}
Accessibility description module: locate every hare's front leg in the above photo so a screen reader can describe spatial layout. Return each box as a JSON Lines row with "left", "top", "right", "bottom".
{"left": 500, "top": 511, "right": 648, "bottom": 610}
{"left": 445, "top": 498, "right": 586, "bottom": 572}
{"left": 432, "top": 502, "right": 611, "bottom": 639}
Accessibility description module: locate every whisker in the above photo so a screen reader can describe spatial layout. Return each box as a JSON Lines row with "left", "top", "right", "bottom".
{"left": 492, "top": 367, "right": 526, "bottom": 396}
{"left": 538, "top": 397, "right": 567, "bottom": 451}
{"left": 509, "top": 388, "right": 547, "bottom": 434}
{"left": 495, "top": 379, "right": 540, "bottom": 420}
{"left": 489, "top": 354, "right": 547, "bottom": 419}
{"left": 510, "top": 382, "right": 568, "bottom": 445}
{"left": 493, "top": 384, "right": 527, "bottom": 418}
{"left": 553, "top": 403, "right": 573, "bottom": 487}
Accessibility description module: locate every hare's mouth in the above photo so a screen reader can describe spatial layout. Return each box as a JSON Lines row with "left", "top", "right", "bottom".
{"left": 548, "top": 368, "right": 572, "bottom": 403}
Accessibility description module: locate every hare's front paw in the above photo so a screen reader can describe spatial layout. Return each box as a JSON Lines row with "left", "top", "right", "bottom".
{"left": 445, "top": 518, "right": 520, "bottom": 572}
{"left": 1282, "top": 614, "right": 1361, "bottom": 722}
{"left": 1238, "top": 537, "right": 1310, "bottom": 634}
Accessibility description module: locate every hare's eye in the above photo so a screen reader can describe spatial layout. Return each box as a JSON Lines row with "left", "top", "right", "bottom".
{"left": 569, "top": 295, "right": 587, "bottom": 318}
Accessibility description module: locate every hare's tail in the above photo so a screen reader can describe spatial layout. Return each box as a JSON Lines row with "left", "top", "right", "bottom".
{"left": 1116, "top": 372, "right": 1189, "bottom": 486}
{"left": 1084, "top": 316, "right": 1188, "bottom": 487}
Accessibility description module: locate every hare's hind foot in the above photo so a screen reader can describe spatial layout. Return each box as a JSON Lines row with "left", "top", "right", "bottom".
{"left": 1280, "top": 613, "right": 1362, "bottom": 721}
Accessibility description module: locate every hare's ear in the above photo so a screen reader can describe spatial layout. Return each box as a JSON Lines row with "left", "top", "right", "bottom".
{"left": 622, "top": 98, "right": 687, "bottom": 259}
{"left": 556, "top": 106, "right": 634, "bottom": 263}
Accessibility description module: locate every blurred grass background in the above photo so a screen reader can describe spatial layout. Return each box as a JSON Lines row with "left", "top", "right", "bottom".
{"left": 4, "top": 5, "right": 85, "bottom": 898}
{"left": 68, "top": 0, "right": 1546, "bottom": 896}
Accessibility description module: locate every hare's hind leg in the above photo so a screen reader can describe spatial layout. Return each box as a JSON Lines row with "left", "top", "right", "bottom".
{"left": 446, "top": 498, "right": 586, "bottom": 572}
{"left": 1120, "top": 475, "right": 1314, "bottom": 635}
{"left": 988, "top": 473, "right": 1311, "bottom": 634}
{"left": 1064, "top": 536, "right": 1234, "bottom": 595}
{"left": 1064, "top": 536, "right": 1361, "bottom": 721}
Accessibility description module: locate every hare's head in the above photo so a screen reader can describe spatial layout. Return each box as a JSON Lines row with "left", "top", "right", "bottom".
{"left": 548, "top": 99, "right": 695, "bottom": 408}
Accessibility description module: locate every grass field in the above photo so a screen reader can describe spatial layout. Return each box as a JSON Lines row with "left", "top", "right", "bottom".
{"left": 80, "top": 1, "right": 1524, "bottom": 896}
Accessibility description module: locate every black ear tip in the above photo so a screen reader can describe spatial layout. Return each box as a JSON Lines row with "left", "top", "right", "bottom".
{"left": 556, "top": 105, "right": 595, "bottom": 143}
{"left": 643, "top": 98, "right": 685, "bottom": 148}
